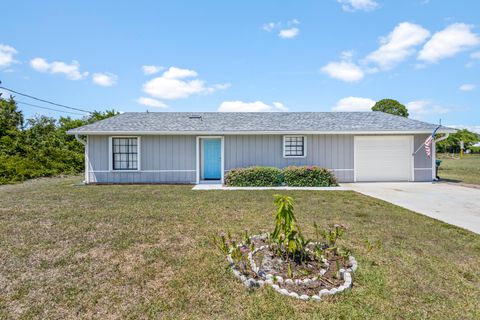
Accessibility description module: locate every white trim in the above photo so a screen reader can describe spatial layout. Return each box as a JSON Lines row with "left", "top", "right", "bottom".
{"left": 283, "top": 135, "right": 307, "bottom": 158}
{"left": 353, "top": 137, "right": 357, "bottom": 182}
{"left": 196, "top": 136, "right": 224, "bottom": 184}
{"left": 69, "top": 129, "right": 457, "bottom": 136}
{"left": 109, "top": 136, "right": 141, "bottom": 172}
{"left": 86, "top": 136, "right": 89, "bottom": 183}
{"left": 432, "top": 140, "right": 436, "bottom": 180}
{"left": 410, "top": 136, "right": 414, "bottom": 182}
{"left": 90, "top": 169, "right": 195, "bottom": 173}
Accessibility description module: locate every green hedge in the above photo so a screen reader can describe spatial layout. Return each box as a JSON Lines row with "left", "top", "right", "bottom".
{"left": 224, "top": 166, "right": 337, "bottom": 187}
{"left": 224, "top": 166, "right": 283, "bottom": 187}
{"left": 283, "top": 166, "right": 337, "bottom": 187}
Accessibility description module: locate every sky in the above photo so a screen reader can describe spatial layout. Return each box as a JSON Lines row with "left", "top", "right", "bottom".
{"left": 1, "top": 0, "right": 479, "bottom": 132}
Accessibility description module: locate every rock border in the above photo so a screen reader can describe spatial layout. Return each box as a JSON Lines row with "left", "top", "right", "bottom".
{"left": 226, "top": 234, "right": 358, "bottom": 301}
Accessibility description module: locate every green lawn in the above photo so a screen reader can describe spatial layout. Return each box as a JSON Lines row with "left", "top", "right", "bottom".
{"left": 0, "top": 177, "right": 479, "bottom": 319}
{"left": 438, "top": 153, "right": 480, "bottom": 185}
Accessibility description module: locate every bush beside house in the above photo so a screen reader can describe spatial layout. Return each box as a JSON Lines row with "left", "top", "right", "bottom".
{"left": 224, "top": 166, "right": 337, "bottom": 187}
{"left": 224, "top": 167, "right": 282, "bottom": 187}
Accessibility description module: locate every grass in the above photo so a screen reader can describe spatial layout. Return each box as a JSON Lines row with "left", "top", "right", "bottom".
{"left": 437, "top": 153, "right": 480, "bottom": 185}
{"left": 0, "top": 177, "right": 479, "bottom": 319}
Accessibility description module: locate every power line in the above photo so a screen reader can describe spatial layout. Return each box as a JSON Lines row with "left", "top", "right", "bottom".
{"left": 16, "top": 100, "right": 86, "bottom": 116}
{"left": 0, "top": 84, "right": 92, "bottom": 114}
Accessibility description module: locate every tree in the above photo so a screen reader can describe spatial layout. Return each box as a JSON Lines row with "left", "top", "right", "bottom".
{"left": 436, "top": 129, "right": 480, "bottom": 153}
{"left": 372, "top": 99, "right": 409, "bottom": 117}
{"left": 0, "top": 95, "right": 119, "bottom": 184}
{"left": 0, "top": 95, "right": 23, "bottom": 137}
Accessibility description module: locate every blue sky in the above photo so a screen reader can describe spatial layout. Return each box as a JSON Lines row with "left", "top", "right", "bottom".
{"left": 1, "top": 0, "right": 479, "bottom": 131}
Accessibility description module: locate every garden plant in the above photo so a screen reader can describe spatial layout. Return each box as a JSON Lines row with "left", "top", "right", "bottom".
{"left": 212, "top": 195, "right": 357, "bottom": 301}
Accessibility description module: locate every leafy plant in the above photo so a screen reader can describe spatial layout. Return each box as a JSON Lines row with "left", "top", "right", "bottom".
{"left": 269, "top": 195, "right": 310, "bottom": 263}
{"left": 282, "top": 166, "right": 337, "bottom": 187}
{"left": 224, "top": 167, "right": 283, "bottom": 187}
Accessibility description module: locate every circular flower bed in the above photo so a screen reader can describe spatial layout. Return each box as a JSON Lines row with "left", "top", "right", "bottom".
{"left": 213, "top": 195, "right": 358, "bottom": 301}
{"left": 226, "top": 233, "right": 357, "bottom": 301}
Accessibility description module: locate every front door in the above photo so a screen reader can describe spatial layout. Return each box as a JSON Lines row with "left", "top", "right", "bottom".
{"left": 202, "top": 138, "right": 221, "bottom": 180}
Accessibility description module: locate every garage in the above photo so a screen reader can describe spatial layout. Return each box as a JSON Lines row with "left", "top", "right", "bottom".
{"left": 354, "top": 136, "right": 413, "bottom": 182}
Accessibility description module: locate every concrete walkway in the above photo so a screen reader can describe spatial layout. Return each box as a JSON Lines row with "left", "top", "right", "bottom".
{"left": 342, "top": 182, "right": 480, "bottom": 234}
{"left": 192, "top": 184, "right": 349, "bottom": 191}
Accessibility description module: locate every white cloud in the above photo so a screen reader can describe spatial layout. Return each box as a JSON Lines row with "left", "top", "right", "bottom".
{"left": 142, "top": 65, "right": 164, "bottom": 75}
{"left": 459, "top": 83, "right": 476, "bottom": 91}
{"left": 218, "top": 101, "right": 288, "bottom": 112}
{"left": 92, "top": 72, "right": 117, "bottom": 87}
{"left": 418, "top": 23, "right": 480, "bottom": 63}
{"left": 162, "top": 66, "right": 198, "bottom": 79}
{"left": 321, "top": 60, "right": 364, "bottom": 82}
{"left": 364, "top": 22, "right": 430, "bottom": 70}
{"left": 279, "top": 28, "right": 299, "bottom": 39}
{"left": 30, "top": 57, "right": 88, "bottom": 80}
{"left": 471, "top": 51, "right": 480, "bottom": 59}
{"left": 142, "top": 67, "right": 229, "bottom": 100}
{"left": 332, "top": 97, "right": 376, "bottom": 111}
{"left": 262, "top": 22, "right": 277, "bottom": 32}
{"left": 0, "top": 44, "right": 18, "bottom": 68}
{"left": 406, "top": 100, "right": 450, "bottom": 118}
{"left": 337, "top": 0, "right": 379, "bottom": 12}
{"left": 262, "top": 20, "right": 300, "bottom": 39}
{"left": 136, "top": 97, "right": 169, "bottom": 108}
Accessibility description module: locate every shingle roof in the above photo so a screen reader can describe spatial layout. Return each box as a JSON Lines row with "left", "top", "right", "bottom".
{"left": 67, "top": 112, "right": 456, "bottom": 134}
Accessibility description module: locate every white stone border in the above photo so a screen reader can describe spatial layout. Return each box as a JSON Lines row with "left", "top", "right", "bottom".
{"left": 226, "top": 234, "right": 358, "bottom": 301}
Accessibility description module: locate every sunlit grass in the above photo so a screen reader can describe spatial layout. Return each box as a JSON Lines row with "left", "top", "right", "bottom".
{"left": 438, "top": 153, "right": 480, "bottom": 185}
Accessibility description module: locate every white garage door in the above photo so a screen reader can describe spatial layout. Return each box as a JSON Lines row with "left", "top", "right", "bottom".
{"left": 355, "top": 136, "right": 413, "bottom": 182}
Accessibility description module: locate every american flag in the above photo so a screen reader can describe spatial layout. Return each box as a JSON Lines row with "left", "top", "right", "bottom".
{"left": 424, "top": 126, "right": 441, "bottom": 157}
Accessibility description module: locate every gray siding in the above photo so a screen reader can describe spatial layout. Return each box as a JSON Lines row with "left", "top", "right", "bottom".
{"left": 413, "top": 134, "right": 434, "bottom": 182}
{"left": 87, "top": 135, "right": 196, "bottom": 184}
{"left": 224, "top": 135, "right": 354, "bottom": 182}
{"left": 86, "top": 133, "right": 432, "bottom": 184}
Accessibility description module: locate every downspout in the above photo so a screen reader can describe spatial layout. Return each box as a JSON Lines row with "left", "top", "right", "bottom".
{"left": 74, "top": 134, "right": 86, "bottom": 145}
{"left": 75, "top": 134, "right": 89, "bottom": 184}
{"left": 432, "top": 133, "right": 450, "bottom": 181}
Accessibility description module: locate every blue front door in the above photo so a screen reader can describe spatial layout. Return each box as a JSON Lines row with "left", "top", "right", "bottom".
{"left": 203, "top": 138, "right": 221, "bottom": 180}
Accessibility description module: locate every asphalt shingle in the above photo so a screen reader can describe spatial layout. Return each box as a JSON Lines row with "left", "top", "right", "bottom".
{"left": 67, "top": 112, "right": 455, "bottom": 134}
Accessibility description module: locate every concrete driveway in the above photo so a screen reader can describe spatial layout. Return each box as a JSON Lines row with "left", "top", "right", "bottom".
{"left": 341, "top": 182, "right": 480, "bottom": 234}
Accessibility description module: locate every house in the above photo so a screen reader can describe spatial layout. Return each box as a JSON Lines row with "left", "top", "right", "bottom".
{"left": 67, "top": 112, "right": 456, "bottom": 184}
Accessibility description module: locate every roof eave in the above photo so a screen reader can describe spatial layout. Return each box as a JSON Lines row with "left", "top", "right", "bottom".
{"left": 67, "top": 129, "right": 457, "bottom": 135}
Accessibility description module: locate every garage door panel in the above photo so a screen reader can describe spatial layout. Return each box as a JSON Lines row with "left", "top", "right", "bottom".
{"left": 355, "top": 136, "right": 412, "bottom": 182}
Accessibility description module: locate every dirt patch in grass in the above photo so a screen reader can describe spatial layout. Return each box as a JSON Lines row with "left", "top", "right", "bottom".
{"left": 0, "top": 176, "right": 479, "bottom": 319}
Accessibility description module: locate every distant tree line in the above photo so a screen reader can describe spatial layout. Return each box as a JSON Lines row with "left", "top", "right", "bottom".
{"left": 371, "top": 98, "right": 480, "bottom": 153}
{"left": 0, "top": 95, "right": 117, "bottom": 184}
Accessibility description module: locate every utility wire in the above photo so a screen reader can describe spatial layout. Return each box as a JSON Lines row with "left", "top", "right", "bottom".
{"left": 16, "top": 100, "right": 86, "bottom": 116}
{"left": 0, "top": 84, "right": 92, "bottom": 114}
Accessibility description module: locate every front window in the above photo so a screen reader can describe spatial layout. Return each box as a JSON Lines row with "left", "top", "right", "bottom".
{"left": 112, "top": 137, "right": 138, "bottom": 170}
{"left": 284, "top": 136, "right": 305, "bottom": 157}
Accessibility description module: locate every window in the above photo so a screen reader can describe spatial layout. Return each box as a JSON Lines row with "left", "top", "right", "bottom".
{"left": 112, "top": 137, "right": 138, "bottom": 170}
{"left": 283, "top": 136, "right": 306, "bottom": 158}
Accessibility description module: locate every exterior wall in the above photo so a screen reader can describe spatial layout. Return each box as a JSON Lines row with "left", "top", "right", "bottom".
{"left": 86, "top": 133, "right": 433, "bottom": 184}
{"left": 224, "top": 135, "right": 354, "bottom": 182}
{"left": 413, "top": 134, "right": 434, "bottom": 181}
{"left": 87, "top": 135, "right": 196, "bottom": 184}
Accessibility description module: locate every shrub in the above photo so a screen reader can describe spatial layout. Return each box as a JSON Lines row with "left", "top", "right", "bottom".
{"left": 224, "top": 165, "right": 338, "bottom": 187}
{"left": 283, "top": 166, "right": 337, "bottom": 187}
{"left": 224, "top": 166, "right": 283, "bottom": 187}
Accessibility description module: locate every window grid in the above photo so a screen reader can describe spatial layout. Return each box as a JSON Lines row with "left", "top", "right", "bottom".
{"left": 112, "top": 138, "right": 138, "bottom": 170}
{"left": 284, "top": 136, "right": 305, "bottom": 157}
